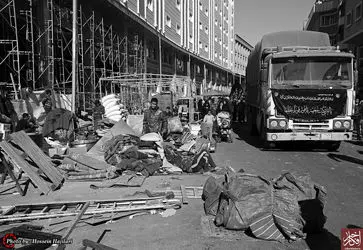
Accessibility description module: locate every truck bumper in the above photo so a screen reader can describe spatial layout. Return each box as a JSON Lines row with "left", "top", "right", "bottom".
{"left": 266, "top": 132, "right": 352, "bottom": 141}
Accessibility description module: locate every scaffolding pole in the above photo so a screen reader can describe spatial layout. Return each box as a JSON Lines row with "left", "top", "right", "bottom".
{"left": 71, "top": 0, "right": 77, "bottom": 113}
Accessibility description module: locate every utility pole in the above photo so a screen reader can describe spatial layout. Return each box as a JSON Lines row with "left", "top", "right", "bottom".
{"left": 71, "top": 0, "right": 78, "bottom": 113}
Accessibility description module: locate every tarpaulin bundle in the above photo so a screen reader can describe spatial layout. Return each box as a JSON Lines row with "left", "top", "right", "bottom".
{"left": 164, "top": 143, "right": 216, "bottom": 173}
{"left": 202, "top": 172, "right": 327, "bottom": 242}
{"left": 103, "top": 134, "right": 140, "bottom": 165}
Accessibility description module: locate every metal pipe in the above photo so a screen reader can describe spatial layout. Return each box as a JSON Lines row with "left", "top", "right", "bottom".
{"left": 71, "top": 0, "right": 78, "bottom": 113}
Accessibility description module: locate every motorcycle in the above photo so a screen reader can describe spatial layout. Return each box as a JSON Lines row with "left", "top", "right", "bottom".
{"left": 215, "top": 111, "right": 233, "bottom": 143}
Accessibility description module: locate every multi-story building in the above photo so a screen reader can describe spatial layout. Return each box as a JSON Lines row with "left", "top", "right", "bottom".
{"left": 120, "top": 0, "right": 235, "bottom": 93}
{"left": 304, "top": 0, "right": 340, "bottom": 45}
{"left": 0, "top": 0, "right": 237, "bottom": 109}
{"left": 234, "top": 34, "right": 253, "bottom": 86}
{"left": 304, "top": 0, "right": 363, "bottom": 98}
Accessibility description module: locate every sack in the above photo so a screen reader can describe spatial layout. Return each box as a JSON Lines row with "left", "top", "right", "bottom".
{"left": 101, "top": 94, "right": 116, "bottom": 104}
{"left": 108, "top": 114, "right": 122, "bottom": 122}
{"left": 104, "top": 100, "right": 118, "bottom": 110}
{"left": 168, "top": 117, "right": 183, "bottom": 133}
{"left": 105, "top": 105, "right": 121, "bottom": 116}
{"left": 106, "top": 110, "right": 121, "bottom": 118}
{"left": 140, "top": 132, "right": 162, "bottom": 142}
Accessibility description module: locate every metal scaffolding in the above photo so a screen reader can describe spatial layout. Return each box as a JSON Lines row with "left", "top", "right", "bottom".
{"left": 0, "top": 0, "right": 146, "bottom": 111}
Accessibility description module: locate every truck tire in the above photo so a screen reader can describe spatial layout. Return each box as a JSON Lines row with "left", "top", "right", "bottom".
{"left": 326, "top": 142, "right": 341, "bottom": 151}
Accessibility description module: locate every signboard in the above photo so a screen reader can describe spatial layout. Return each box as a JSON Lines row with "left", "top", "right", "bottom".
{"left": 271, "top": 89, "right": 347, "bottom": 122}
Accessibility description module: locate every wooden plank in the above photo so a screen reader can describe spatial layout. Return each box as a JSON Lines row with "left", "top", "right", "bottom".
{"left": 10, "top": 131, "right": 64, "bottom": 186}
{"left": 68, "top": 152, "right": 112, "bottom": 170}
{"left": 0, "top": 176, "right": 29, "bottom": 195}
{"left": 82, "top": 239, "right": 118, "bottom": 250}
{"left": 61, "top": 202, "right": 90, "bottom": 239}
{"left": 180, "top": 185, "right": 189, "bottom": 204}
{"left": 0, "top": 142, "right": 52, "bottom": 195}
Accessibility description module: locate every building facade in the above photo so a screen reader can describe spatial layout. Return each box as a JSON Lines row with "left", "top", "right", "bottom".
{"left": 120, "top": 0, "right": 236, "bottom": 93}
{"left": 234, "top": 34, "right": 253, "bottom": 81}
{"left": 0, "top": 0, "right": 237, "bottom": 109}
{"left": 304, "top": 0, "right": 363, "bottom": 97}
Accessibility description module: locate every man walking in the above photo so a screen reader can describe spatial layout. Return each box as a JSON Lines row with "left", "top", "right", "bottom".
{"left": 143, "top": 98, "right": 167, "bottom": 137}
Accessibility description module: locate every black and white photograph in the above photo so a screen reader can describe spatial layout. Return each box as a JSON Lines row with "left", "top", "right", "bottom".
{"left": 0, "top": 0, "right": 362, "bottom": 249}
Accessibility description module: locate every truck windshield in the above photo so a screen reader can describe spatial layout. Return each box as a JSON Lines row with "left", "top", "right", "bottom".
{"left": 271, "top": 57, "right": 352, "bottom": 88}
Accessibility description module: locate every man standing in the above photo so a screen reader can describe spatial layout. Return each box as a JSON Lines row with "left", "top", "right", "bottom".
{"left": 203, "top": 110, "right": 215, "bottom": 140}
{"left": 143, "top": 98, "right": 167, "bottom": 137}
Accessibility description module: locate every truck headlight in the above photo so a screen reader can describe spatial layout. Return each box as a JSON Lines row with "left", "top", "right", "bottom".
{"left": 334, "top": 121, "right": 342, "bottom": 129}
{"left": 343, "top": 121, "right": 351, "bottom": 129}
{"left": 270, "top": 120, "right": 278, "bottom": 128}
{"left": 279, "top": 120, "right": 287, "bottom": 128}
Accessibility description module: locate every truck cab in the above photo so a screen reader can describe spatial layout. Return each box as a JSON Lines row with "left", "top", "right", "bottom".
{"left": 246, "top": 31, "right": 356, "bottom": 150}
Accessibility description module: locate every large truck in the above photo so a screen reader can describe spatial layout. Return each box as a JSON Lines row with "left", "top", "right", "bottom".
{"left": 245, "top": 31, "right": 357, "bottom": 150}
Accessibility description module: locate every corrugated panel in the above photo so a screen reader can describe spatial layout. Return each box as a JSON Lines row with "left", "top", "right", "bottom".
{"left": 128, "top": 0, "right": 138, "bottom": 13}
{"left": 165, "top": 0, "right": 181, "bottom": 45}
{"left": 139, "top": 0, "right": 145, "bottom": 18}
{"left": 146, "top": 9, "right": 155, "bottom": 26}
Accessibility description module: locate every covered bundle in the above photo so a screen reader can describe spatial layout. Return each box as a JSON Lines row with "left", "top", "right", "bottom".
{"left": 202, "top": 172, "right": 327, "bottom": 242}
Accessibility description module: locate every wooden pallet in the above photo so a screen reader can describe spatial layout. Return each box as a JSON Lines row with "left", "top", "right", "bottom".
{"left": 10, "top": 131, "right": 64, "bottom": 189}
{"left": 0, "top": 141, "right": 53, "bottom": 195}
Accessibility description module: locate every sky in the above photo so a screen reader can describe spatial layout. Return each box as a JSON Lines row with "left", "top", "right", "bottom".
{"left": 235, "top": 0, "right": 316, "bottom": 47}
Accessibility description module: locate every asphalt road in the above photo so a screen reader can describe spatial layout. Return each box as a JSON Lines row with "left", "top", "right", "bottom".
{"left": 0, "top": 122, "right": 362, "bottom": 250}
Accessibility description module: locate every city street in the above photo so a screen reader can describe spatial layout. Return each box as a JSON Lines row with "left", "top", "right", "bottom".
{"left": 1, "top": 122, "right": 362, "bottom": 250}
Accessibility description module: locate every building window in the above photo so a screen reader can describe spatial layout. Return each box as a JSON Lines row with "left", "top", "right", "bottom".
{"left": 189, "top": 12, "right": 193, "bottom": 19}
{"left": 199, "top": 1, "right": 203, "bottom": 11}
{"left": 166, "top": 15, "right": 171, "bottom": 27}
{"left": 176, "top": 24, "right": 181, "bottom": 35}
{"left": 320, "top": 13, "right": 337, "bottom": 27}
{"left": 346, "top": 11, "right": 353, "bottom": 27}
{"left": 176, "top": 0, "right": 181, "bottom": 10}
{"left": 199, "top": 41, "right": 202, "bottom": 49}
{"left": 215, "top": 3, "right": 218, "bottom": 10}
{"left": 356, "top": 3, "right": 362, "bottom": 21}
{"left": 205, "top": 26, "right": 208, "bottom": 34}
{"left": 147, "top": 0, "right": 153, "bottom": 11}
{"left": 190, "top": 34, "right": 193, "bottom": 39}
{"left": 199, "top": 22, "right": 203, "bottom": 30}
{"left": 205, "top": 45, "right": 208, "bottom": 52}
{"left": 215, "top": 35, "right": 218, "bottom": 41}
{"left": 205, "top": 8, "right": 209, "bottom": 16}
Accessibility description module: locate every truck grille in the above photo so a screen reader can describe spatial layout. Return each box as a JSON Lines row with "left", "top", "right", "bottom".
{"left": 292, "top": 122, "right": 330, "bottom": 130}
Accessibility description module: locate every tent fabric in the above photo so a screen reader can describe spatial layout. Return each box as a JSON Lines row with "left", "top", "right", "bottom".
{"left": 86, "top": 119, "right": 137, "bottom": 162}
{"left": 127, "top": 115, "right": 144, "bottom": 136}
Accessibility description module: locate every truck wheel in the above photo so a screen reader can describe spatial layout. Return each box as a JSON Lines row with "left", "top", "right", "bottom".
{"left": 326, "top": 142, "right": 341, "bottom": 151}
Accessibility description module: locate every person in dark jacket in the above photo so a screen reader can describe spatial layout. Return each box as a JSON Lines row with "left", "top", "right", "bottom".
{"left": 143, "top": 98, "right": 167, "bottom": 136}
{"left": 15, "top": 113, "right": 36, "bottom": 133}
{"left": 41, "top": 89, "right": 53, "bottom": 113}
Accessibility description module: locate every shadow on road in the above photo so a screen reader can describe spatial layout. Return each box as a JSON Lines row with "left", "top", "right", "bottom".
{"left": 305, "top": 229, "right": 341, "bottom": 250}
{"left": 232, "top": 122, "right": 337, "bottom": 152}
{"left": 358, "top": 150, "right": 363, "bottom": 155}
{"left": 327, "top": 153, "right": 363, "bottom": 166}
{"left": 231, "top": 122, "right": 264, "bottom": 149}
{"left": 347, "top": 141, "right": 363, "bottom": 146}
